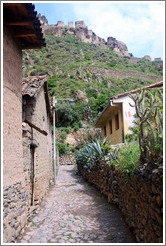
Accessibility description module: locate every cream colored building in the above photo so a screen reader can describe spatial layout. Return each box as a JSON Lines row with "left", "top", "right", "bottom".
{"left": 95, "top": 81, "right": 163, "bottom": 145}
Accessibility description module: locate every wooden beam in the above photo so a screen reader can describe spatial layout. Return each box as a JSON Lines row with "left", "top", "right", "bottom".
{"left": 25, "top": 119, "right": 48, "bottom": 136}
{"left": 21, "top": 45, "right": 42, "bottom": 50}
{"left": 3, "top": 3, "right": 22, "bottom": 6}
{"left": 7, "top": 20, "right": 32, "bottom": 26}
{"left": 6, "top": 17, "right": 33, "bottom": 26}
{"left": 14, "top": 30, "right": 36, "bottom": 37}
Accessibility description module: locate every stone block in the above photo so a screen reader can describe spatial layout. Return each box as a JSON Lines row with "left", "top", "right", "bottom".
{"left": 20, "top": 213, "right": 27, "bottom": 228}
{"left": 7, "top": 225, "right": 12, "bottom": 242}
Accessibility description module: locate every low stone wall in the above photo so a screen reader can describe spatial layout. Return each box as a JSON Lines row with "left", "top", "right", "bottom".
{"left": 77, "top": 160, "right": 163, "bottom": 243}
{"left": 59, "top": 154, "right": 76, "bottom": 165}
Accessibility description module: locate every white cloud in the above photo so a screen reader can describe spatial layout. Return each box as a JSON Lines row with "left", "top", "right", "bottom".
{"left": 72, "top": 2, "right": 164, "bottom": 59}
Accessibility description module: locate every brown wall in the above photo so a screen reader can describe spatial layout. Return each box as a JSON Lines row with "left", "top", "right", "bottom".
{"left": 3, "top": 25, "right": 27, "bottom": 243}
{"left": 3, "top": 25, "right": 23, "bottom": 186}
{"left": 23, "top": 86, "right": 54, "bottom": 205}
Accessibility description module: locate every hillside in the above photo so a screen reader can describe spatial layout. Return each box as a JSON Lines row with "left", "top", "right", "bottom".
{"left": 22, "top": 33, "right": 163, "bottom": 124}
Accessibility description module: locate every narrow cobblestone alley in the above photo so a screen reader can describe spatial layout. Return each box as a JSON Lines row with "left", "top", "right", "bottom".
{"left": 16, "top": 165, "right": 136, "bottom": 244}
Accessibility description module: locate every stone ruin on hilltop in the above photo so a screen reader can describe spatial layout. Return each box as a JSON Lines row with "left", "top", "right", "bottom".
{"left": 37, "top": 15, "right": 131, "bottom": 57}
{"left": 37, "top": 14, "right": 162, "bottom": 61}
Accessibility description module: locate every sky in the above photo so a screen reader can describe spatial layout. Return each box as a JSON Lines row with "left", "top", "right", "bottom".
{"left": 34, "top": 1, "right": 165, "bottom": 60}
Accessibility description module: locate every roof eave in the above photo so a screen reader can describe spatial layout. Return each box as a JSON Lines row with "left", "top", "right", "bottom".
{"left": 94, "top": 101, "right": 122, "bottom": 128}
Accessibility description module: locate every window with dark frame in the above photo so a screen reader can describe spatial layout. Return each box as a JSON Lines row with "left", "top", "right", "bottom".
{"left": 115, "top": 113, "right": 119, "bottom": 130}
{"left": 109, "top": 120, "right": 112, "bottom": 134}
{"left": 104, "top": 125, "right": 107, "bottom": 136}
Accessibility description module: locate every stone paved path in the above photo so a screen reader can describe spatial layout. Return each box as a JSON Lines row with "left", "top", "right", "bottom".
{"left": 15, "top": 165, "right": 136, "bottom": 244}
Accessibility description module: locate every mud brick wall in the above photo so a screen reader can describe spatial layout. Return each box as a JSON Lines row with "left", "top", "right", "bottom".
{"left": 23, "top": 86, "right": 53, "bottom": 205}
{"left": 77, "top": 161, "right": 163, "bottom": 243}
{"left": 3, "top": 25, "right": 27, "bottom": 243}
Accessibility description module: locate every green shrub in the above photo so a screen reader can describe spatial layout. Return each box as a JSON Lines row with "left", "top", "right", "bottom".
{"left": 60, "top": 131, "right": 67, "bottom": 141}
{"left": 118, "top": 142, "right": 140, "bottom": 175}
{"left": 64, "top": 127, "right": 71, "bottom": 134}
{"left": 107, "top": 61, "right": 116, "bottom": 67}
{"left": 102, "top": 79, "right": 108, "bottom": 87}
{"left": 70, "top": 146, "right": 76, "bottom": 153}
{"left": 74, "top": 124, "right": 79, "bottom": 131}
{"left": 84, "top": 54, "right": 91, "bottom": 60}
{"left": 78, "top": 121, "right": 82, "bottom": 128}
{"left": 70, "top": 74, "right": 75, "bottom": 79}
{"left": 56, "top": 142, "right": 67, "bottom": 156}
{"left": 34, "top": 58, "right": 40, "bottom": 64}
{"left": 86, "top": 88, "right": 98, "bottom": 99}
{"left": 101, "top": 143, "right": 111, "bottom": 155}
{"left": 30, "top": 71, "right": 36, "bottom": 76}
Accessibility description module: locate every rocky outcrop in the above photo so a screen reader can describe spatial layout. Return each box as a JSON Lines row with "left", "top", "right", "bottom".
{"left": 37, "top": 13, "right": 48, "bottom": 25}
{"left": 75, "top": 90, "right": 88, "bottom": 103}
{"left": 142, "top": 55, "right": 152, "bottom": 61}
{"left": 107, "top": 37, "right": 131, "bottom": 57}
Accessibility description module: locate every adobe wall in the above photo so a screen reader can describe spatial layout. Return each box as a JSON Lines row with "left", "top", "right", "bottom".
{"left": 77, "top": 160, "right": 163, "bottom": 243}
{"left": 23, "top": 87, "right": 53, "bottom": 205}
{"left": 3, "top": 25, "right": 27, "bottom": 243}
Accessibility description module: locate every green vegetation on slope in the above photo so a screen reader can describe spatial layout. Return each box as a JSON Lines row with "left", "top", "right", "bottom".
{"left": 22, "top": 34, "right": 162, "bottom": 125}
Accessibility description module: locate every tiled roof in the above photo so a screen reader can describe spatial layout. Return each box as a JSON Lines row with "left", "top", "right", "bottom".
{"left": 3, "top": 3, "right": 46, "bottom": 49}
{"left": 95, "top": 81, "right": 163, "bottom": 127}
{"left": 22, "top": 75, "right": 54, "bottom": 123}
{"left": 22, "top": 75, "right": 47, "bottom": 97}
{"left": 111, "top": 81, "right": 163, "bottom": 99}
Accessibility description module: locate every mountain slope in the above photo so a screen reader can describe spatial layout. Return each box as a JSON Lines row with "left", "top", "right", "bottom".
{"left": 22, "top": 34, "right": 162, "bottom": 123}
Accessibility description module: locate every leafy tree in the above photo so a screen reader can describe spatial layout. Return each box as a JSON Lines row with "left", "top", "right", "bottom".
{"left": 56, "top": 102, "right": 83, "bottom": 127}
{"left": 89, "top": 94, "right": 109, "bottom": 117}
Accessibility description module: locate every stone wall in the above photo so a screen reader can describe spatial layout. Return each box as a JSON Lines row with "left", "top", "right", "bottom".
{"left": 3, "top": 25, "right": 27, "bottom": 243}
{"left": 57, "top": 21, "right": 64, "bottom": 27}
{"left": 59, "top": 154, "right": 76, "bottom": 165}
{"left": 75, "top": 20, "right": 86, "bottom": 28}
{"left": 68, "top": 21, "right": 73, "bottom": 28}
{"left": 77, "top": 160, "right": 163, "bottom": 243}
